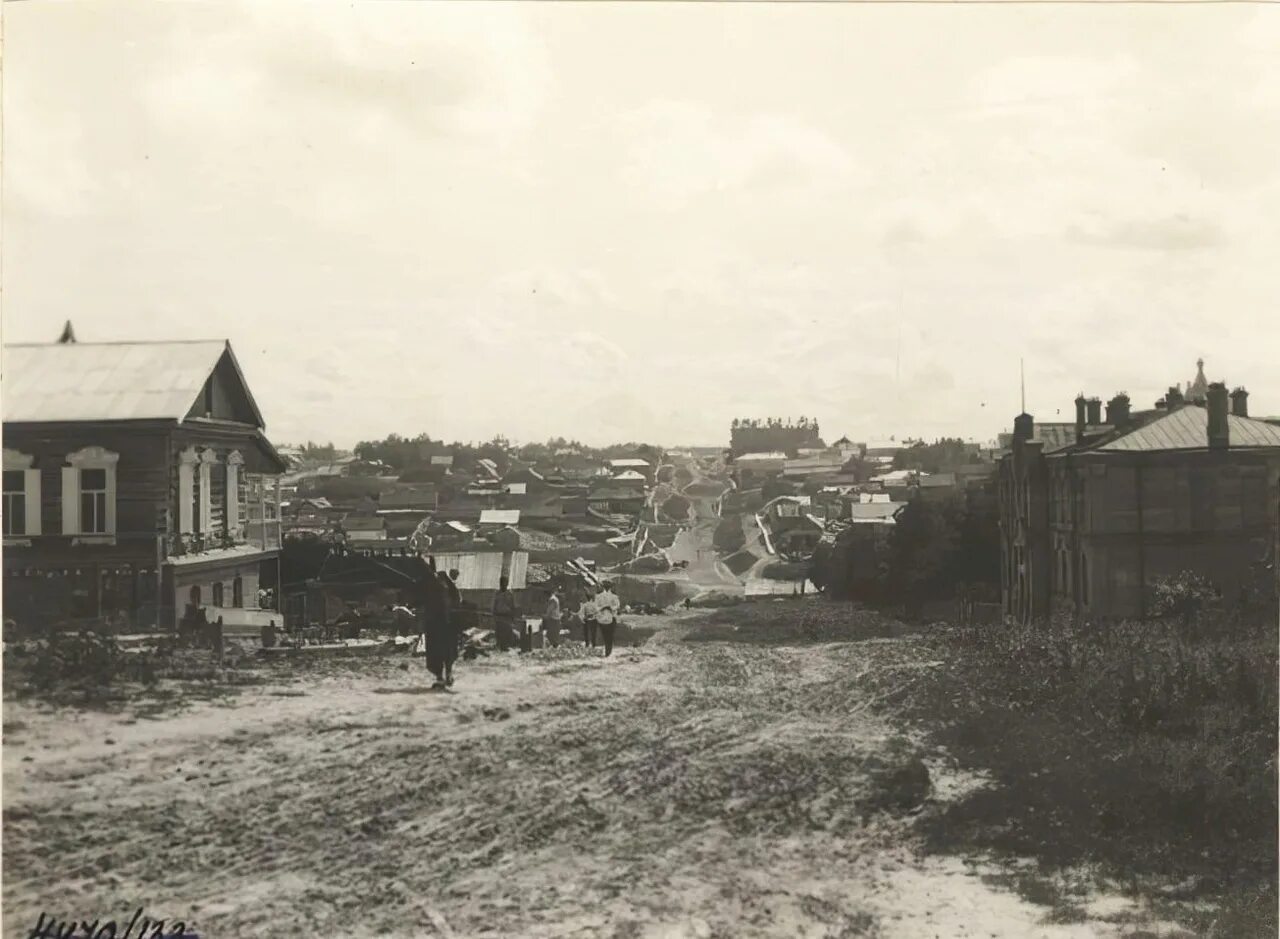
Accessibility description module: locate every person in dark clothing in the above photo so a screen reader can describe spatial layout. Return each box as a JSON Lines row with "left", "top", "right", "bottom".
{"left": 414, "top": 561, "right": 452, "bottom": 688}
{"left": 437, "top": 568, "right": 462, "bottom": 686}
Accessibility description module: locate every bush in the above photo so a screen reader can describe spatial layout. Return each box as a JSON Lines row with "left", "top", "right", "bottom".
{"left": 761, "top": 561, "right": 808, "bottom": 581}
{"left": 661, "top": 493, "right": 692, "bottom": 522}
{"left": 19, "top": 632, "right": 161, "bottom": 693}
{"left": 713, "top": 515, "right": 746, "bottom": 554}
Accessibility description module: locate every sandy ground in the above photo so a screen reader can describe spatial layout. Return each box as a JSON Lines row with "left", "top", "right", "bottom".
{"left": 3, "top": 614, "right": 1198, "bottom": 938}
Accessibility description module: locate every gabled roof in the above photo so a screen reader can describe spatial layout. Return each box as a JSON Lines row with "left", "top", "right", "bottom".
{"left": 612, "top": 470, "right": 646, "bottom": 481}
{"left": 2, "top": 339, "right": 265, "bottom": 426}
{"left": 1097, "top": 405, "right": 1280, "bottom": 452}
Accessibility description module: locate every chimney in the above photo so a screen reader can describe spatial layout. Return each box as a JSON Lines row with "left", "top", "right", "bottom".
{"left": 1166, "top": 385, "right": 1185, "bottom": 408}
{"left": 1207, "top": 382, "right": 1229, "bottom": 450}
{"left": 1230, "top": 386, "right": 1249, "bottom": 418}
{"left": 1074, "top": 394, "right": 1087, "bottom": 442}
{"left": 1105, "top": 393, "right": 1131, "bottom": 427}
{"left": 1086, "top": 397, "right": 1102, "bottom": 425}
{"left": 1155, "top": 397, "right": 1167, "bottom": 411}
{"left": 1013, "top": 412, "right": 1034, "bottom": 443}
{"left": 57, "top": 320, "right": 77, "bottom": 344}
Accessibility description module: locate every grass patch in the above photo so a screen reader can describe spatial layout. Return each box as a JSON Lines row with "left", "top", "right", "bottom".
{"left": 885, "top": 611, "right": 1278, "bottom": 933}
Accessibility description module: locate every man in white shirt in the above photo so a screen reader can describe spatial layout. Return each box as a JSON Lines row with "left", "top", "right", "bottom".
{"left": 594, "top": 582, "right": 621, "bottom": 657}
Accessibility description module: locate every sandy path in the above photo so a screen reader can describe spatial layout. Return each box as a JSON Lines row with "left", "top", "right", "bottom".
{"left": 3, "top": 619, "right": 1191, "bottom": 938}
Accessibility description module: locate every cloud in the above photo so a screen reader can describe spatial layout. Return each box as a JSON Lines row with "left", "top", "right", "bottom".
{"left": 1065, "top": 213, "right": 1226, "bottom": 251}
{"left": 613, "top": 100, "right": 857, "bottom": 206}
{"left": 146, "top": 2, "right": 551, "bottom": 149}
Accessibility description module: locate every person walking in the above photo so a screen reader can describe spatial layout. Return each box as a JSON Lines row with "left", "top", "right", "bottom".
{"left": 579, "top": 590, "right": 599, "bottom": 648}
{"left": 543, "top": 587, "right": 563, "bottom": 648}
{"left": 594, "top": 582, "right": 621, "bottom": 657}
{"left": 491, "top": 576, "right": 520, "bottom": 652}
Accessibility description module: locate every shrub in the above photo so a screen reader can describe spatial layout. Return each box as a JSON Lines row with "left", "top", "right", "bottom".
{"left": 907, "top": 608, "right": 1279, "bottom": 883}
{"left": 713, "top": 516, "right": 746, "bottom": 554}
{"left": 21, "top": 632, "right": 161, "bottom": 693}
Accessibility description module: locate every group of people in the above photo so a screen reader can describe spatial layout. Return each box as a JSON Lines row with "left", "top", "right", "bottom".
{"left": 536, "top": 581, "right": 622, "bottom": 656}
{"left": 408, "top": 560, "right": 626, "bottom": 691}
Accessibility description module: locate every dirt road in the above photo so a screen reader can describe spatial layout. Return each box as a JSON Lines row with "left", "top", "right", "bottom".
{"left": 2, "top": 613, "right": 1191, "bottom": 938}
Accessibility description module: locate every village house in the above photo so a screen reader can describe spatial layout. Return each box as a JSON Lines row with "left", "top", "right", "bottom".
{"left": 2, "top": 329, "right": 287, "bottom": 631}
{"left": 608, "top": 458, "right": 654, "bottom": 485}
{"left": 1000, "top": 369, "right": 1280, "bottom": 624}
{"left": 765, "top": 500, "right": 825, "bottom": 557}
{"left": 731, "top": 451, "right": 788, "bottom": 488}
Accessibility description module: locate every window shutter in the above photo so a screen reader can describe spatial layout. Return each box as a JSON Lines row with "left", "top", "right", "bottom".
{"left": 106, "top": 465, "right": 117, "bottom": 535}
{"left": 24, "top": 468, "right": 41, "bottom": 536}
{"left": 178, "top": 461, "right": 194, "bottom": 534}
{"left": 199, "top": 461, "right": 213, "bottom": 533}
{"left": 61, "top": 466, "right": 80, "bottom": 534}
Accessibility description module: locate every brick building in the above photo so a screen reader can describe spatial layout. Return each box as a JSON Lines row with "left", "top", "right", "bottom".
{"left": 1000, "top": 374, "right": 1280, "bottom": 623}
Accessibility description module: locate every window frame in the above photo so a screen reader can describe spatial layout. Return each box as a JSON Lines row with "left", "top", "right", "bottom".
{"left": 2, "top": 450, "right": 42, "bottom": 542}
{"left": 62, "top": 446, "right": 119, "bottom": 542}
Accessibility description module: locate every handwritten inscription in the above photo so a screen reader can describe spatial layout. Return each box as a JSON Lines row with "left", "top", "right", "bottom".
{"left": 26, "top": 908, "right": 195, "bottom": 939}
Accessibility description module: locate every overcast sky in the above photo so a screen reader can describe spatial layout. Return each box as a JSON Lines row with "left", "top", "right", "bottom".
{"left": 5, "top": 2, "right": 1278, "bottom": 448}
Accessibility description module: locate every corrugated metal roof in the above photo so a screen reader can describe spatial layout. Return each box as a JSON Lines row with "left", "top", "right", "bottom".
{"left": 3, "top": 340, "right": 240, "bottom": 423}
{"left": 1099, "top": 405, "right": 1280, "bottom": 451}
{"left": 479, "top": 509, "right": 521, "bottom": 526}
{"left": 430, "top": 551, "right": 528, "bottom": 590}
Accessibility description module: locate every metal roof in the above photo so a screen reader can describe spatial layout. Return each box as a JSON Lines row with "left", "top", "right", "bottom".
{"left": 849, "top": 502, "right": 904, "bottom": 520}
{"left": 429, "top": 551, "right": 528, "bottom": 590}
{"left": 479, "top": 509, "right": 521, "bottom": 526}
{"left": 2, "top": 340, "right": 262, "bottom": 425}
{"left": 1098, "top": 406, "right": 1280, "bottom": 451}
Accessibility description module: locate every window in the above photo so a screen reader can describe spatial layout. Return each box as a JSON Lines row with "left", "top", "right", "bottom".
{"left": 3, "top": 450, "right": 42, "bottom": 539}
{"left": 62, "top": 447, "right": 118, "bottom": 537}
{"left": 4, "top": 470, "right": 27, "bottom": 536}
{"left": 1080, "top": 553, "right": 1089, "bottom": 606}
{"left": 80, "top": 469, "right": 108, "bottom": 534}
{"left": 232, "top": 575, "right": 244, "bottom": 608}
{"left": 212, "top": 581, "right": 225, "bottom": 607}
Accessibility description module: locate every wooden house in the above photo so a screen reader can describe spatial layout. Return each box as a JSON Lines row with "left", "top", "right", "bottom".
{"left": 2, "top": 329, "right": 287, "bottom": 632}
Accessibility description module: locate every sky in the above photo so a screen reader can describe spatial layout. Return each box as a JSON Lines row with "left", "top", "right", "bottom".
{"left": 5, "top": 2, "right": 1279, "bottom": 449}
